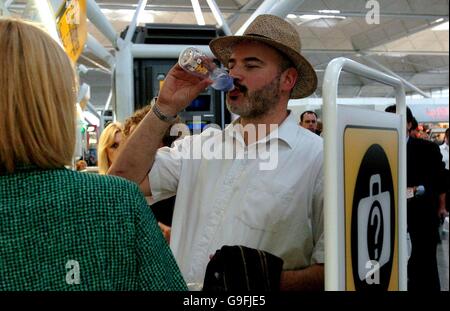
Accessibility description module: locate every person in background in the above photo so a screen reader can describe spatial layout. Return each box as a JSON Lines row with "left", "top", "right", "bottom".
{"left": 409, "top": 117, "right": 419, "bottom": 138}
{"left": 440, "top": 128, "right": 449, "bottom": 170}
{"left": 98, "top": 122, "right": 123, "bottom": 174}
{"left": 385, "top": 105, "right": 447, "bottom": 291}
{"left": 75, "top": 159, "right": 88, "bottom": 172}
{"left": 86, "top": 148, "right": 98, "bottom": 166}
{"left": 315, "top": 119, "right": 323, "bottom": 136}
{"left": 299, "top": 110, "right": 318, "bottom": 134}
{"left": 110, "top": 14, "right": 324, "bottom": 290}
{"left": 0, "top": 18, "right": 186, "bottom": 291}
{"left": 123, "top": 106, "right": 152, "bottom": 138}
{"left": 440, "top": 128, "right": 449, "bottom": 213}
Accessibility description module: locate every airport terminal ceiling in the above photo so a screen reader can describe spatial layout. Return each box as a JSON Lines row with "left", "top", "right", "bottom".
{"left": 0, "top": 1, "right": 448, "bottom": 294}
{"left": 4, "top": 0, "right": 449, "bottom": 110}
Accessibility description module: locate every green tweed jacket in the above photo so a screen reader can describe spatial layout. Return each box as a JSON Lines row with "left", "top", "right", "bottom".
{"left": 0, "top": 166, "right": 187, "bottom": 291}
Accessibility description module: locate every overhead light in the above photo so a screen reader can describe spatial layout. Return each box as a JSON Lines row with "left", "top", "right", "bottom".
{"left": 386, "top": 53, "right": 408, "bottom": 58}
{"left": 432, "top": 21, "right": 449, "bottom": 31}
{"left": 191, "top": 0, "right": 205, "bottom": 26}
{"left": 318, "top": 10, "right": 341, "bottom": 14}
{"left": 434, "top": 18, "right": 444, "bottom": 23}
{"left": 300, "top": 14, "right": 346, "bottom": 20}
{"left": 300, "top": 15, "right": 323, "bottom": 20}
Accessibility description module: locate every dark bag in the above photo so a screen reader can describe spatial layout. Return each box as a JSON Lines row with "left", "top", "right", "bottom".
{"left": 202, "top": 245, "right": 283, "bottom": 292}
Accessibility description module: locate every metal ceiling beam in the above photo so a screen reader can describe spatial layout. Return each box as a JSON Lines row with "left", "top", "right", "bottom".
{"left": 93, "top": 2, "right": 238, "bottom": 12}
{"left": 98, "top": 44, "right": 449, "bottom": 57}
{"left": 89, "top": 3, "right": 450, "bottom": 20}
{"left": 235, "top": 0, "right": 305, "bottom": 35}
{"left": 226, "top": 0, "right": 261, "bottom": 26}
{"left": 235, "top": 0, "right": 280, "bottom": 35}
{"left": 114, "top": 0, "right": 148, "bottom": 122}
{"left": 79, "top": 54, "right": 112, "bottom": 74}
{"left": 356, "top": 86, "right": 363, "bottom": 97}
{"left": 303, "top": 49, "right": 449, "bottom": 56}
{"left": 122, "top": 43, "right": 450, "bottom": 60}
{"left": 291, "top": 11, "right": 449, "bottom": 20}
{"left": 206, "top": 0, "right": 232, "bottom": 35}
{"left": 0, "top": 0, "right": 12, "bottom": 16}
{"left": 360, "top": 54, "right": 431, "bottom": 98}
{"left": 86, "top": 0, "right": 118, "bottom": 48}
{"left": 114, "top": 42, "right": 133, "bottom": 121}
{"left": 352, "top": 17, "right": 449, "bottom": 53}
{"left": 123, "top": 0, "right": 148, "bottom": 45}
{"left": 131, "top": 44, "right": 214, "bottom": 59}
{"left": 86, "top": 34, "right": 115, "bottom": 67}
{"left": 264, "top": 0, "right": 305, "bottom": 18}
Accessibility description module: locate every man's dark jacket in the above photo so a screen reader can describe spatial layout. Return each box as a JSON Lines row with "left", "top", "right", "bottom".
{"left": 406, "top": 137, "right": 446, "bottom": 291}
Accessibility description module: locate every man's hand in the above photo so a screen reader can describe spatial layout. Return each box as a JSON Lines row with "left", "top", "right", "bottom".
{"left": 158, "top": 222, "right": 171, "bottom": 243}
{"left": 279, "top": 264, "right": 324, "bottom": 291}
{"left": 438, "top": 193, "right": 448, "bottom": 222}
{"left": 157, "top": 64, "right": 212, "bottom": 116}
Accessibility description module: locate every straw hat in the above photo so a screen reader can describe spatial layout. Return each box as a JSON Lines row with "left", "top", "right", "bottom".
{"left": 209, "top": 14, "right": 317, "bottom": 99}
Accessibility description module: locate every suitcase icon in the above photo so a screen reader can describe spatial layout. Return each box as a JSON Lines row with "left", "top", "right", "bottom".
{"left": 357, "top": 174, "right": 391, "bottom": 281}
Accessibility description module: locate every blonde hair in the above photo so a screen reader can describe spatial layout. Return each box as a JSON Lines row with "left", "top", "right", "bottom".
{"left": 97, "top": 122, "right": 123, "bottom": 174}
{"left": 75, "top": 159, "right": 87, "bottom": 171}
{"left": 0, "top": 18, "right": 77, "bottom": 173}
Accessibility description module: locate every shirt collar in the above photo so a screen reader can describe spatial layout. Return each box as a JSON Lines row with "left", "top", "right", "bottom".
{"left": 265, "top": 110, "right": 298, "bottom": 149}
{"left": 224, "top": 110, "right": 298, "bottom": 149}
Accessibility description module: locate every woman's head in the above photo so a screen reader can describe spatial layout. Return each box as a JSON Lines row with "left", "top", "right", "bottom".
{"left": 75, "top": 159, "right": 87, "bottom": 171}
{"left": 123, "top": 101, "right": 183, "bottom": 148}
{"left": 123, "top": 105, "right": 152, "bottom": 138}
{"left": 0, "top": 18, "right": 77, "bottom": 173}
{"left": 98, "top": 122, "right": 123, "bottom": 174}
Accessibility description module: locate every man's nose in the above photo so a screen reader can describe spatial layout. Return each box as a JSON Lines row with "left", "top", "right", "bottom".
{"left": 229, "top": 67, "right": 244, "bottom": 82}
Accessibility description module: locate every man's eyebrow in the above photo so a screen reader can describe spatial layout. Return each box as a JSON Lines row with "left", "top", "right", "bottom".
{"left": 228, "top": 57, "right": 265, "bottom": 65}
{"left": 243, "top": 57, "right": 264, "bottom": 64}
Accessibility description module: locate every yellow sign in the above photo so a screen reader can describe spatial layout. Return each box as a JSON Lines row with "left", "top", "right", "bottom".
{"left": 56, "top": 0, "right": 87, "bottom": 62}
{"left": 344, "top": 126, "right": 399, "bottom": 291}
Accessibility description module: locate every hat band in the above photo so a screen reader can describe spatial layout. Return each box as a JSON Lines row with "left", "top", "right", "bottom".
{"left": 244, "top": 33, "right": 272, "bottom": 40}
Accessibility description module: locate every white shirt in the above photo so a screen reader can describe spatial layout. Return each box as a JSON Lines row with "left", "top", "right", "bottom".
{"left": 440, "top": 143, "right": 449, "bottom": 170}
{"left": 149, "top": 111, "right": 324, "bottom": 285}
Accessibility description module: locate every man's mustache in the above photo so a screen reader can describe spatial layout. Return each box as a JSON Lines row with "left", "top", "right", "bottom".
{"left": 233, "top": 82, "right": 247, "bottom": 94}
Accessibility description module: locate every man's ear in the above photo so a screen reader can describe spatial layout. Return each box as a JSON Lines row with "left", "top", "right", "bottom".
{"left": 280, "top": 67, "right": 298, "bottom": 93}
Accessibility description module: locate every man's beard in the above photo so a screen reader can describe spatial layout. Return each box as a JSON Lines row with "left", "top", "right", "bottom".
{"left": 226, "top": 75, "right": 281, "bottom": 119}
